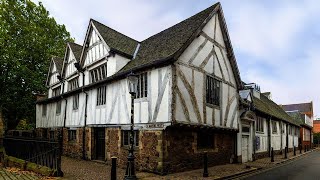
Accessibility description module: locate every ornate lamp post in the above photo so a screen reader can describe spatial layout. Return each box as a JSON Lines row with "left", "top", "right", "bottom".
{"left": 125, "top": 72, "right": 138, "bottom": 180}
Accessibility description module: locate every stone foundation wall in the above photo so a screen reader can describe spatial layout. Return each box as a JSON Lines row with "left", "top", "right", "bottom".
{"left": 62, "top": 128, "right": 83, "bottom": 159}
{"left": 35, "top": 126, "right": 237, "bottom": 174}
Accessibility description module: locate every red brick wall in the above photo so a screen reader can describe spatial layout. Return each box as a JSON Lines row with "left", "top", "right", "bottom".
{"left": 313, "top": 120, "right": 320, "bottom": 133}
{"left": 164, "top": 127, "right": 236, "bottom": 174}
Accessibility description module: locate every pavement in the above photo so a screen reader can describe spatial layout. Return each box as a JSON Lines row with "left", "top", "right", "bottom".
{"left": 0, "top": 166, "right": 43, "bottom": 180}
{"left": 0, "top": 149, "right": 314, "bottom": 180}
{"left": 242, "top": 150, "right": 320, "bottom": 180}
{"left": 58, "top": 148, "right": 314, "bottom": 179}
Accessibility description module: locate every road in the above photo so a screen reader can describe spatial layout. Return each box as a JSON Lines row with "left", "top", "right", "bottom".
{"left": 243, "top": 150, "right": 320, "bottom": 180}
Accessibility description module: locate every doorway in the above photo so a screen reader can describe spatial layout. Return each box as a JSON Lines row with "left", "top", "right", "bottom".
{"left": 242, "top": 135, "right": 249, "bottom": 163}
{"left": 94, "top": 128, "right": 105, "bottom": 160}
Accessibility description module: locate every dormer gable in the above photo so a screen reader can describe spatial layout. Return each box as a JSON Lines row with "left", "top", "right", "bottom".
{"left": 46, "top": 56, "right": 63, "bottom": 87}
{"left": 79, "top": 19, "right": 140, "bottom": 82}
{"left": 80, "top": 21, "right": 109, "bottom": 67}
{"left": 61, "top": 42, "right": 82, "bottom": 79}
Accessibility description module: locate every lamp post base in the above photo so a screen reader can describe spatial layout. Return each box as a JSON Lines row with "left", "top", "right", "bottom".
{"left": 124, "top": 153, "right": 137, "bottom": 180}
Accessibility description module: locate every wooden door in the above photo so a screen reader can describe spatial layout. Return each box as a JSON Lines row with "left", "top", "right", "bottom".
{"left": 95, "top": 128, "right": 105, "bottom": 160}
{"left": 242, "top": 135, "right": 249, "bottom": 163}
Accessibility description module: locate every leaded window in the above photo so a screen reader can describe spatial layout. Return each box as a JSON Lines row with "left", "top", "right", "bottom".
{"left": 122, "top": 130, "right": 139, "bottom": 147}
{"left": 96, "top": 86, "right": 106, "bottom": 106}
{"left": 52, "top": 86, "right": 61, "bottom": 97}
{"left": 56, "top": 101, "right": 61, "bottom": 115}
{"left": 68, "top": 130, "right": 76, "bottom": 142}
{"left": 73, "top": 94, "right": 79, "bottom": 110}
{"left": 42, "top": 104, "right": 47, "bottom": 117}
{"left": 256, "top": 116, "right": 264, "bottom": 133}
{"left": 90, "top": 63, "right": 107, "bottom": 83}
{"left": 68, "top": 77, "right": 79, "bottom": 91}
{"left": 206, "top": 76, "right": 220, "bottom": 106}
{"left": 135, "top": 72, "right": 148, "bottom": 99}
{"left": 272, "top": 121, "right": 277, "bottom": 134}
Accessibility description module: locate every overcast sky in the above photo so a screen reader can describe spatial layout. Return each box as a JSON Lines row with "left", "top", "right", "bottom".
{"left": 31, "top": 0, "right": 320, "bottom": 118}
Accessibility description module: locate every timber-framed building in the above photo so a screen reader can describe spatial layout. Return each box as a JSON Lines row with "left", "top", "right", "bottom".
{"left": 36, "top": 2, "right": 300, "bottom": 173}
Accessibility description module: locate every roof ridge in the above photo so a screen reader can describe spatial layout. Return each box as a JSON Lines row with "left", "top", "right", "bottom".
{"left": 141, "top": 3, "right": 219, "bottom": 42}
{"left": 91, "top": 18, "right": 139, "bottom": 43}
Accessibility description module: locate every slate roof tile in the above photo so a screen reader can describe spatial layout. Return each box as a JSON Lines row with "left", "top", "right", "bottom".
{"left": 253, "top": 94, "right": 300, "bottom": 126}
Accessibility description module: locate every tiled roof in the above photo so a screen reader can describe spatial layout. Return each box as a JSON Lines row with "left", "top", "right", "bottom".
{"left": 91, "top": 19, "right": 139, "bottom": 58}
{"left": 52, "top": 56, "right": 63, "bottom": 74}
{"left": 282, "top": 103, "right": 312, "bottom": 113}
{"left": 253, "top": 94, "right": 300, "bottom": 126}
{"left": 119, "top": 3, "right": 219, "bottom": 73}
{"left": 68, "top": 42, "right": 82, "bottom": 61}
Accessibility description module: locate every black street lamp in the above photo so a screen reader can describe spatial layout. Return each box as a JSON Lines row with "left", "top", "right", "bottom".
{"left": 125, "top": 72, "right": 139, "bottom": 180}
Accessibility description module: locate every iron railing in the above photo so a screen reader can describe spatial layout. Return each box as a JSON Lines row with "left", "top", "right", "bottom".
{"left": 3, "top": 131, "right": 63, "bottom": 176}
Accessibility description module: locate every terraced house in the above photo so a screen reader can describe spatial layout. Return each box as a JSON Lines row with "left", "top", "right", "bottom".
{"left": 36, "top": 2, "right": 243, "bottom": 173}
{"left": 282, "top": 102, "right": 314, "bottom": 149}
{"left": 238, "top": 84, "right": 300, "bottom": 163}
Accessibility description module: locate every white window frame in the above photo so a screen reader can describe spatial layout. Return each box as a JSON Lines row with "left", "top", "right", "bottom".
{"left": 96, "top": 86, "right": 106, "bottom": 106}
{"left": 256, "top": 116, "right": 264, "bottom": 133}
{"left": 135, "top": 72, "right": 148, "bottom": 99}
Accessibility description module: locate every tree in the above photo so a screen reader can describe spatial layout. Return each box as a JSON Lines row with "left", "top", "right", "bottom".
{"left": 313, "top": 132, "right": 320, "bottom": 146}
{"left": 0, "top": 0, "right": 73, "bottom": 129}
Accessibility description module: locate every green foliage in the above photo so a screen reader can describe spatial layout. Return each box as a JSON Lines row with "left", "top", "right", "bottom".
{"left": 313, "top": 132, "right": 320, "bottom": 144}
{"left": 0, "top": 0, "right": 73, "bottom": 129}
{"left": 15, "top": 119, "right": 34, "bottom": 130}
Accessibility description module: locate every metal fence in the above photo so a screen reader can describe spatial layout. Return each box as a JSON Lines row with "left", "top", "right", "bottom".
{"left": 3, "top": 130, "right": 63, "bottom": 176}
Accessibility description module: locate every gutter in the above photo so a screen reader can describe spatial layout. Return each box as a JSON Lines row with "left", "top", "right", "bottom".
{"left": 82, "top": 91, "right": 88, "bottom": 160}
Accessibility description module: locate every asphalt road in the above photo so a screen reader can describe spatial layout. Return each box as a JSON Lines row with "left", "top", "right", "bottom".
{"left": 243, "top": 150, "right": 320, "bottom": 180}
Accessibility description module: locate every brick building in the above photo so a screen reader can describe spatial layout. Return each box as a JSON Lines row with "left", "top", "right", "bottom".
{"left": 282, "top": 102, "right": 314, "bottom": 148}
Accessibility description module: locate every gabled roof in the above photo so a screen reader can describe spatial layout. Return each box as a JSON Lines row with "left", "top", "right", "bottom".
{"left": 52, "top": 56, "right": 63, "bottom": 74}
{"left": 91, "top": 19, "right": 139, "bottom": 58}
{"left": 253, "top": 94, "right": 300, "bottom": 126}
{"left": 118, "top": 2, "right": 241, "bottom": 88}
{"left": 68, "top": 42, "right": 82, "bottom": 61}
{"left": 287, "top": 111, "right": 313, "bottom": 129}
{"left": 61, "top": 42, "right": 83, "bottom": 78}
{"left": 46, "top": 56, "right": 63, "bottom": 86}
{"left": 282, "top": 102, "right": 313, "bottom": 113}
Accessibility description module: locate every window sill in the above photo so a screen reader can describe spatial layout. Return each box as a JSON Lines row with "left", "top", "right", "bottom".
{"left": 72, "top": 109, "right": 79, "bottom": 112}
{"left": 122, "top": 145, "right": 139, "bottom": 151}
{"left": 196, "top": 147, "right": 218, "bottom": 153}
{"left": 68, "top": 140, "right": 77, "bottom": 144}
{"left": 96, "top": 105, "right": 106, "bottom": 109}
{"left": 206, "top": 103, "right": 220, "bottom": 109}
{"left": 134, "top": 97, "right": 148, "bottom": 103}
{"left": 256, "top": 131, "right": 265, "bottom": 134}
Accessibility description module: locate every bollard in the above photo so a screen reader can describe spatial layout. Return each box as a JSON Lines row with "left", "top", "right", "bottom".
{"left": 203, "top": 152, "right": 209, "bottom": 177}
{"left": 284, "top": 147, "right": 287, "bottom": 159}
{"left": 111, "top": 157, "right": 117, "bottom": 180}
{"left": 304, "top": 145, "right": 306, "bottom": 152}
{"left": 294, "top": 146, "right": 296, "bottom": 156}
{"left": 271, "top": 148, "right": 274, "bottom": 162}
{"left": 300, "top": 144, "right": 302, "bottom": 154}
